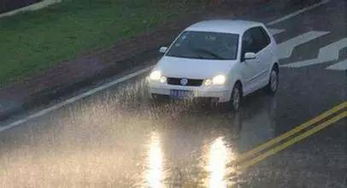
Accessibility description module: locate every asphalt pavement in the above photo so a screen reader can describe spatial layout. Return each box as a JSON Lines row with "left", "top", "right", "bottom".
{"left": 0, "top": 0, "right": 346, "bottom": 187}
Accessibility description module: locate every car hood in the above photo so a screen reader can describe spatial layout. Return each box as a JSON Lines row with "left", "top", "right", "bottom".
{"left": 155, "top": 56, "right": 236, "bottom": 79}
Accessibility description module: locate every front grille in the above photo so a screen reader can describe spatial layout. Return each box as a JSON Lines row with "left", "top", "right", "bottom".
{"left": 167, "top": 77, "right": 203, "bottom": 86}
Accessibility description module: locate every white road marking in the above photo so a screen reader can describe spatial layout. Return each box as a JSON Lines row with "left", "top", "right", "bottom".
{"left": 0, "top": 0, "right": 62, "bottom": 19}
{"left": 0, "top": 0, "right": 331, "bottom": 132}
{"left": 0, "top": 67, "right": 153, "bottom": 132}
{"left": 267, "top": 0, "right": 330, "bottom": 26}
{"left": 326, "top": 59, "right": 347, "bottom": 71}
{"left": 282, "top": 38, "right": 347, "bottom": 68}
{"left": 277, "top": 31, "right": 330, "bottom": 60}
{"left": 269, "top": 29, "right": 286, "bottom": 36}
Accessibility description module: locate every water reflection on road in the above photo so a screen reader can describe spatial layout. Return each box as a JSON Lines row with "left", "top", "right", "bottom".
{"left": 205, "top": 136, "right": 234, "bottom": 188}
{"left": 0, "top": 78, "right": 278, "bottom": 187}
{"left": 145, "top": 132, "right": 165, "bottom": 188}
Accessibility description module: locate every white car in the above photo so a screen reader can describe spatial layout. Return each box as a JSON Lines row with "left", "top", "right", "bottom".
{"left": 148, "top": 20, "right": 279, "bottom": 111}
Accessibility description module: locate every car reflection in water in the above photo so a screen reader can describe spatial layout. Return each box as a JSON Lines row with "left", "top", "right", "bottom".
{"left": 142, "top": 92, "right": 277, "bottom": 187}
{"left": 205, "top": 136, "right": 234, "bottom": 187}
{"left": 145, "top": 132, "right": 165, "bottom": 188}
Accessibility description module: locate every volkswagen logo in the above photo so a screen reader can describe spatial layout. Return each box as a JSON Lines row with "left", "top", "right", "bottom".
{"left": 180, "top": 78, "right": 188, "bottom": 86}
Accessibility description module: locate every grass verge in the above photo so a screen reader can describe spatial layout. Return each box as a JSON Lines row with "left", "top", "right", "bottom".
{"left": 0, "top": 0, "right": 207, "bottom": 87}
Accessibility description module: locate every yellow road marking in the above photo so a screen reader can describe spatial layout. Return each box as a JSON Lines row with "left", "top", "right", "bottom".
{"left": 238, "top": 111, "right": 347, "bottom": 170}
{"left": 235, "top": 102, "right": 347, "bottom": 162}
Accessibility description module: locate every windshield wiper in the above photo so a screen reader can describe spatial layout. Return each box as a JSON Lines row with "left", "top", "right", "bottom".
{"left": 192, "top": 48, "right": 225, "bottom": 60}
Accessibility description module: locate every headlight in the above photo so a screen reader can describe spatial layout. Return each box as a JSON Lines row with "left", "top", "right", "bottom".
{"left": 149, "top": 70, "right": 167, "bottom": 83}
{"left": 149, "top": 71, "right": 161, "bottom": 80}
{"left": 212, "top": 75, "right": 226, "bottom": 85}
{"left": 204, "top": 79, "right": 213, "bottom": 86}
{"left": 204, "top": 75, "right": 226, "bottom": 86}
{"left": 159, "top": 76, "right": 167, "bottom": 83}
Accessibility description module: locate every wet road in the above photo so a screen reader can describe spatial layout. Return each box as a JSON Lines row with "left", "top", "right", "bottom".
{"left": 0, "top": 0, "right": 346, "bottom": 187}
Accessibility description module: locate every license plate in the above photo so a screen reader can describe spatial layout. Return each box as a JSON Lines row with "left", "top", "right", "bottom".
{"left": 170, "top": 90, "right": 193, "bottom": 99}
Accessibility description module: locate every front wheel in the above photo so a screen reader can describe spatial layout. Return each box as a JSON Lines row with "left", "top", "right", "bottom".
{"left": 266, "top": 67, "right": 279, "bottom": 95}
{"left": 229, "top": 83, "right": 242, "bottom": 111}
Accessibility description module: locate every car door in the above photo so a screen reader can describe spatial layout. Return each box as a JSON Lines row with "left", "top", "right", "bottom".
{"left": 249, "top": 27, "right": 272, "bottom": 89}
{"left": 240, "top": 29, "right": 260, "bottom": 95}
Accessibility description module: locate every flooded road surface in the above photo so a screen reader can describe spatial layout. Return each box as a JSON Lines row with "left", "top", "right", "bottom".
{"left": 0, "top": 70, "right": 345, "bottom": 187}
{"left": 0, "top": 79, "right": 271, "bottom": 187}
{"left": 0, "top": 0, "right": 346, "bottom": 187}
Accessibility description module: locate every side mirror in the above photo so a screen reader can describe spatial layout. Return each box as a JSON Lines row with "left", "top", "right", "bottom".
{"left": 244, "top": 52, "right": 256, "bottom": 60}
{"left": 159, "top": 46, "right": 168, "bottom": 54}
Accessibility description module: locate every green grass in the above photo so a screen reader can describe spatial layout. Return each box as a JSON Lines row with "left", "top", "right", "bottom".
{"left": 0, "top": 0, "right": 206, "bottom": 87}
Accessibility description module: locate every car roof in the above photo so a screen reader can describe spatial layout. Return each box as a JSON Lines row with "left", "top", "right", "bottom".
{"left": 184, "top": 20, "right": 263, "bottom": 34}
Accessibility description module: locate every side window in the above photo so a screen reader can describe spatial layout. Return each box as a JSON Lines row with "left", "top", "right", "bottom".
{"left": 242, "top": 30, "right": 256, "bottom": 56}
{"left": 249, "top": 27, "right": 270, "bottom": 53}
{"left": 259, "top": 27, "right": 271, "bottom": 46}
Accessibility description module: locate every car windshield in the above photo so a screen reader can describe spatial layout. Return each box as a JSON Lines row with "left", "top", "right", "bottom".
{"left": 166, "top": 31, "right": 239, "bottom": 60}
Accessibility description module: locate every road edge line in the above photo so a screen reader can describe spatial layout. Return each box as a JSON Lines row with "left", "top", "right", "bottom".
{"left": 267, "top": 0, "right": 330, "bottom": 26}
{"left": 0, "top": 66, "right": 153, "bottom": 133}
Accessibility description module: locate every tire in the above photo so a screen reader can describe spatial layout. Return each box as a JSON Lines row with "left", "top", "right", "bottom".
{"left": 229, "top": 82, "right": 242, "bottom": 111}
{"left": 266, "top": 66, "right": 279, "bottom": 95}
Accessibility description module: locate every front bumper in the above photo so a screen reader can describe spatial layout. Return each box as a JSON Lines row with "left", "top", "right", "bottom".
{"left": 148, "top": 82, "right": 231, "bottom": 103}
